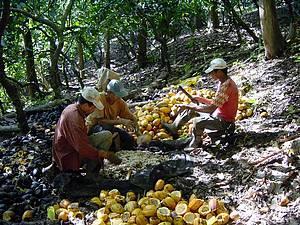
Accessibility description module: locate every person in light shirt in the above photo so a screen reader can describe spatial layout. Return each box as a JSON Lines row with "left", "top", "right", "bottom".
{"left": 86, "top": 80, "right": 139, "bottom": 150}
{"left": 163, "top": 58, "right": 239, "bottom": 148}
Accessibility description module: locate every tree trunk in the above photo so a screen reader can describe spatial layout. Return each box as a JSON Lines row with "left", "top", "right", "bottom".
{"left": 49, "top": 37, "right": 61, "bottom": 97}
{"left": 80, "top": 37, "right": 102, "bottom": 68}
{"left": 284, "top": 0, "right": 296, "bottom": 42}
{"left": 208, "top": 0, "right": 219, "bottom": 31}
{"left": 259, "top": 0, "right": 285, "bottom": 59}
{"left": 22, "top": 26, "right": 41, "bottom": 98}
{"left": 137, "top": 19, "right": 147, "bottom": 68}
{"left": 160, "top": 38, "right": 171, "bottom": 74}
{"left": 0, "top": 0, "right": 29, "bottom": 133}
{"left": 104, "top": 31, "right": 111, "bottom": 69}
{"left": 223, "top": 0, "right": 259, "bottom": 42}
{"left": 77, "top": 41, "right": 85, "bottom": 79}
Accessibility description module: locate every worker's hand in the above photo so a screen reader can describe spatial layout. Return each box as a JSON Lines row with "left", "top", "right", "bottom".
{"left": 106, "top": 152, "right": 122, "bottom": 165}
{"left": 119, "top": 118, "right": 134, "bottom": 128}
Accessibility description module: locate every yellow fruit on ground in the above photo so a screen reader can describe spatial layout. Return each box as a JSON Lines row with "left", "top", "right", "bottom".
{"left": 59, "top": 199, "right": 71, "bottom": 209}
{"left": 55, "top": 208, "right": 68, "bottom": 216}
{"left": 141, "top": 119, "right": 149, "bottom": 127}
{"left": 149, "top": 216, "right": 161, "bottom": 225}
{"left": 152, "top": 118, "right": 161, "bottom": 127}
{"left": 216, "top": 201, "right": 228, "bottom": 214}
{"left": 158, "top": 222, "right": 172, "bottom": 225}
{"left": 115, "top": 195, "right": 126, "bottom": 204}
{"left": 68, "top": 202, "right": 80, "bottom": 212}
{"left": 216, "top": 213, "right": 229, "bottom": 225}
{"left": 188, "top": 199, "right": 204, "bottom": 212}
{"left": 111, "top": 203, "right": 124, "bottom": 214}
{"left": 163, "top": 184, "right": 174, "bottom": 193}
{"left": 128, "top": 216, "right": 137, "bottom": 224}
{"left": 96, "top": 207, "right": 109, "bottom": 217}
{"left": 132, "top": 208, "right": 143, "bottom": 216}
{"left": 136, "top": 214, "right": 148, "bottom": 225}
{"left": 145, "top": 115, "right": 154, "bottom": 122}
{"left": 97, "top": 212, "right": 108, "bottom": 221}
{"left": 58, "top": 210, "right": 69, "bottom": 222}
{"left": 198, "top": 204, "right": 211, "bottom": 217}
{"left": 149, "top": 198, "right": 161, "bottom": 208}
{"left": 22, "top": 210, "right": 33, "bottom": 221}
{"left": 260, "top": 111, "right": 268, "bottom": 117}
{"left": 146, "top": 190, "right": 155, "bottom": 197}
{"left": 124, "top": 201, "right": 138, "bottom": 212}
{"left": 205, "top": 213, "right": 214, "bottom": 220}
{"left": 109, "top": 212, "right": 121, "bottom": 219}
{"left": 154, "top": 179, "right": 165, "bottom": 191}
{"left": 246, "top": 108, "right": 253, "bottom": 117}
{"left": 111, "top": 218, "right": 123, "bottom": 225}
{"left": 206, "top": 216, "right": 217, "bottom": 225}
{"left": 189, "top": 194, "right": 197, "bottom": 202}
{"left": 138, "top": 197, "right": 150, "bottom": 207}
{"left": 3, "top": 210, "right": 15, "bottom": 221}
{"left": 157, "top": 207, "right": 171, "bottom": 221}
{"left": 92, "top": 219, "right": 106, "bottom": 225}
{"left": 71, "top": 211, "right": 84, "bottom": 219}
{"left": 126, "top": 192, "right": 137, "bottom": 202}
{"left": 193, "top": 217, "right": 207, "bottom": 225}
{"left": 173, "top": 216, "right": 184, "bottom": 225}
{"left": 175, "top": 202, "right": 188, "bottom": 215}
{"left": 152, "top": 113, "right": 160, "bottom": 119}
{"left": 153, "top": 191, "right": 168, "bottom": 200}
{"left": 142, "top": 205, "right": 157, "bottom": 217}
{"left": 183, "top": 212, "right": 196, "bottom": 224}
{"left": 157, "top": 132, "right": 169, "bottom": 139}
{"left": 109, "top": 189, "right": 121, "bottom": 197}
{"left": 162, "top": 197, "right": 176, "bottom": 210}
{"left": 170, "top": 191, "right": 182, "bottom": 203}
{"left": 106, "top": 198, "right": 117, "bottom": 208}
{"left": 160, "top": 107, "right": 171, "bottom": 114}
{"left": 90, "top": 197, "right": 102, "bottom": 207}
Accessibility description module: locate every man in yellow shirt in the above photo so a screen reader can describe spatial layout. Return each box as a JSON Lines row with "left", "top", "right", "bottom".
{"left": 86, "top": 79, "right": 139, "bottom": 150}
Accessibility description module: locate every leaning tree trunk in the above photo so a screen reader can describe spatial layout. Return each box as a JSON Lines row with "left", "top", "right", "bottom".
{"left": 0, "top": 0, "right": 29, "bottom": 133}
{"left": 22, "top": 26, "right": 41, "bottom": 98}
{"left": 259, "top": 0, "right": 285, "bottom": 59}
{"left": 223, "top": 0, "right": 259, "bottom": 42}
{"left": 137, "top": 19, "right": 147, "bottom": 69}
{"left": 104, "top": 31, "right": 111, "bottom": 69}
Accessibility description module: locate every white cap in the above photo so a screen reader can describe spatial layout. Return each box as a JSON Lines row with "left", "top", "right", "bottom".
{"left": 81, "top": 87, "right": 104, "bottom": 110}
{"left": 107, "top": 79, "right": 128, "bottom": 98}
{"left": 205, "top": 58, "right": 227, "bottom": 73}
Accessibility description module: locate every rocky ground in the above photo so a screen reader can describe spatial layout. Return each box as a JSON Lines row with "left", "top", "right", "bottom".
{"left": 0, "top": 27, "right": 299, "bottom": 224}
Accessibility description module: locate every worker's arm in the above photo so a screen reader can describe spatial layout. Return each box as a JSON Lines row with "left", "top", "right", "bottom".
{"left": 177, "top": 103, "right": 217, "bottom": 114}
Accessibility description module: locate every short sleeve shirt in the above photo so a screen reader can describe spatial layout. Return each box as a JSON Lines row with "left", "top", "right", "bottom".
{"left": 86, "top": 93, "right": 135, "bottom": 128}
{"left": 212, "top": 78, "right": 239, "bottom": 122}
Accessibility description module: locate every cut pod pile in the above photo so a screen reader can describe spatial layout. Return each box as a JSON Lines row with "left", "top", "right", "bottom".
{"left": 133, "top": 86, "right": 255, "bottom": 141}
{"left": 47, "top": 179, "right": 236, "bottom": 225}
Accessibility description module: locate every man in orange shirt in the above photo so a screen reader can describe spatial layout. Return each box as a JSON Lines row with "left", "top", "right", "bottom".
{"left": 86, "top": 79, "right": 139, "bottom": 150}
{"left": 163, "top": 58, "right": 239, "bottom": 148}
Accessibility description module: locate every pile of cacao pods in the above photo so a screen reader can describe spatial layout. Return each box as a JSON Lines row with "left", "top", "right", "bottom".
{"left": 133, "top": 86, "right": 255, "bottom": 141}
{"left": 47, "top": 179, "right": 239, "bottom": 224}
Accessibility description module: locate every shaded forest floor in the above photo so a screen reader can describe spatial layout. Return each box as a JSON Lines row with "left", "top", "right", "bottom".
{"left": 0, "top": 27, "right": 300, "bottom": 225}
